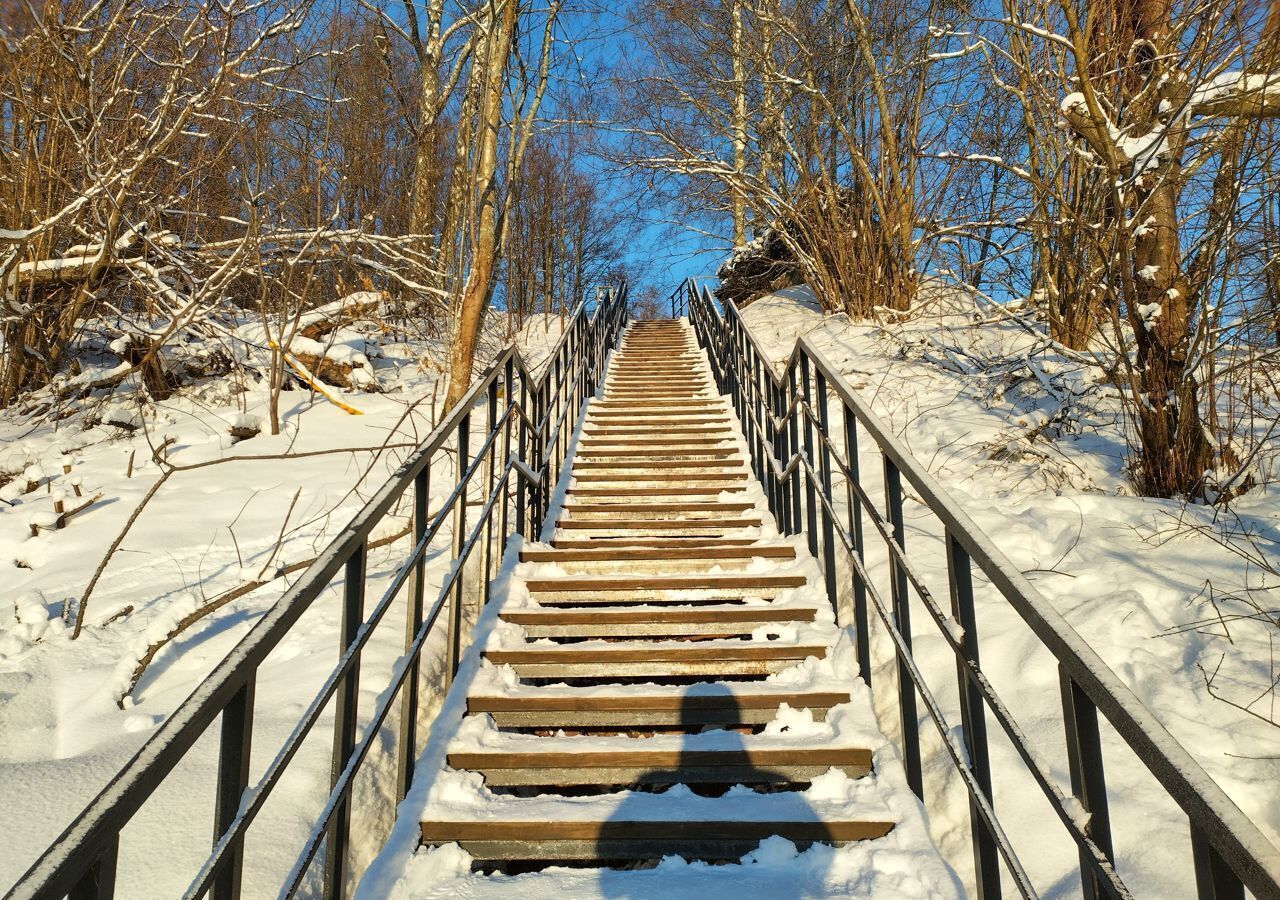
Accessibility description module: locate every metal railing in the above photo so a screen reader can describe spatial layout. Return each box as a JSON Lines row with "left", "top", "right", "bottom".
{"left": 678, "top": 279, "right": 1280, "bottom": 900}
{"left": 5, "top": 285, "right": 629, "bottom": 900}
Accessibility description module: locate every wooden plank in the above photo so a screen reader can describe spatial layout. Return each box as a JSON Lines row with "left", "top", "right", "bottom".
{"left": 560, "top": 502, "right": 753, "bottom": 512}
{"left": 501, "top": 606, "right": 815, "bottom": 625}
{"left": 420, "top": 819, "right": 895, "bottom": 848}
{"left": 553, "top": 517, "right": 760, "bottom": 528}
{"left": 525, "top": 574, "right": 806, "bottom": 592}
{"left": 466, "top": 691, "right": 851, "bottom": 712}
{"left": 547, "top": 537, "right": 759, "bottom": 549}
{"left": 448, "top": 747, "right": 871, "bottom": 770}
{"left": 485, "top": 645, "right": 826, "bottom": 664}
{"left": 520, "top": 544, "right": 795, "bottom": 562}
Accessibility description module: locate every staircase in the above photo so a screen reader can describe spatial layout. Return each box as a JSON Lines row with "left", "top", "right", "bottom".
{"left": 409, "top": 320, "right": 943, "bottom": 889}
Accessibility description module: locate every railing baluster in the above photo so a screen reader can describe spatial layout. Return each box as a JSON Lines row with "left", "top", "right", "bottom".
{"left": 213, "top": 675, "right": 255, "bottom": 900}
{"left": 483, "top": 377, "right": 499, "bottom": 608}
{"left": 325, "top": 542, "right": 366, "bottom": 900}
{"left": 501, "top": 357, "right": 514, "bottom": 541}
{"left": 69, "top": 837, "right": 117, "bottom": 900}
{"left": 1060, "top": 666, "right": 1115, "bottom": 900}
{"left": 1191, "top": 825, "right": 1245, "bottom": 900}
{"left": 398, "top": 466, "right": 430, "bottom": 800}
{"left": 946, "top": 532, "right": 1000, "bottom": 899}
{"left": 447, "top": 411, "right": 471, "bottom": 684}
{"left": 843, "top": 403, "right": 870, "bottom": 684}
{"left": 787, "top": 364, "right": 801, "bottom": 534}
{"left": 815, "top": 370, "right": 838, "bottom": 622}
{"left": 771, "top": 373, "right": 787, "bottom": 530}
{"left": 799, "top": 354, "right": 819, "bottom": 559}
{"left": 883, "top": 458, "right": 922, "bottom": 797}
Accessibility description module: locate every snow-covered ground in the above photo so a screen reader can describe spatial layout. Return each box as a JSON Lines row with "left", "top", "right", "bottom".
{"left": 0, "top": 308, "right": 573, "bottom": 895}
{"left": 3, "top": 286, "right": 1276, "bottom": 897}
{"left": 737, "top": 285, "right": 1280, "bottom": 895}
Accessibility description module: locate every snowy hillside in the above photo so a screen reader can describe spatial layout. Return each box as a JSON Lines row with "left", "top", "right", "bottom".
{"left": 0, "top": 309, "right": 574, "bottom": 894}
{"left": 739, "top": 284, "right": 1280, "bottom": 873}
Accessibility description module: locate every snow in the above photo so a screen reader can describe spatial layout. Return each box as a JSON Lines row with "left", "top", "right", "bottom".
{"left": 735, "top": 283, "right": 1280, "bottom": 895}
{"left": 0, "top": 311, "right": 574, "bottom": 896}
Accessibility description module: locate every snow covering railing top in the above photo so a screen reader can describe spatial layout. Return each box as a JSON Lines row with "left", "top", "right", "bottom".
{"left": 4, "top": 285, "right": 629, "bottom": 900}
{"left": 680, "top": 280, "right": 1280, "bottom": 900}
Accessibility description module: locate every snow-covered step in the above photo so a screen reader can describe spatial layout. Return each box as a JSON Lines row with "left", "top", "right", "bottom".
{"left": 500, "top": 604, "right": 817, "bottom": 639}
{"left": 482, "top": 642, "right": 827, "bottom": 679}
{"left": 520, "top": 543, "right": 795, "bottom": 563}
{"left": 571, "top": 458, "right": 743, "bottom": 469}
{"left": 551, "top": 518, "right": 761, "bottom": 538}
{"left": 465, "top": 689, "right": 852, "bottom": 730}
{"left": 523, "top": 573, "right": 803, "bottom": 603}
{"left": 568, "top": 471, "right": 747, "bottom": 484}
{"left": 576, "top": 447, "right": 740, "bottom": 461}
{"left": 446, "top": 746, "right": 873, "bottom": 789}
{"left": 418, "top": 818, "right": 895, "bottom": 864}
{"left": 546, "top": 535, "right": 762, "bottom": 549}
{"left": 559, "top": 503, "right": 754, "bottom": 523}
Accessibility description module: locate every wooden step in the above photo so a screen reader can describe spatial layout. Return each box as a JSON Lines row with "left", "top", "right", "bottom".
{"left": 553, "top": 517, "right": 761, "bottom": 533}
{"left": 501, "top": 604, "right": 816, "bottom": 638}
{"left": 570, "top": 472, "right": 747, "bottom": 483}
{"left": 559, "top": 501, "right": 753, "bottom": 512}
{"left": 521, "top": 544, "right": 796, "bottom": 563}
{"left": 588, "top": 403, "right": 726, "bottom": 412}
{"left": 584, "top": 417, "right": 730, "bottom": 428}
{"left": 526, "top": 573, "right": 804, "bottom": 605}
{"left": 570, "top": 459, "right": 744, "bottom": 469}
{"left": 419, "top": 818, "right": 895, "bottom": 862}
{"left": 560, "top": 489, "right": 747, "bottom": 504}
{"left": 578, "top": 436, "right": 733, "bottom": 446}
{"left": 577, "top": 448, "right": 738, "bottom": 459}
{"left": 483, "top": 643, "right": 828, "bottom": 678}
{"left": 466, "top": 690, "right": 851, "bottom": 729}
{"left": 448, "top": 746, "right": 872, "bottom": 787}
{"left": 526, "top": 574, "right": 806, "bottom": 593}
{"left": 548, "top": 536, "right": 761, "bottom": 549}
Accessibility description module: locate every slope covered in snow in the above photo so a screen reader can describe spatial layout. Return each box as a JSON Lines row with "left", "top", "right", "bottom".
{"left": 0, "top": 310, "right": 575, "bottom": 895}
{"left": 737, "top": 284, "right": 1280, "bottom": 889}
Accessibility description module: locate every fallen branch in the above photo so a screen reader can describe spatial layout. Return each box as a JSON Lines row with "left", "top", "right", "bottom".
{"left": 72, "top": 440, "right": 418, "bottom": 638}
{"left": 116, "top": 521, "right": 414, "bottom": 706}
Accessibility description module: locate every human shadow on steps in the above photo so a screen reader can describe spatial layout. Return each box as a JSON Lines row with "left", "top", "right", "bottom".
{"left": 595, "top": 684, "right": 835, "bottom": 899}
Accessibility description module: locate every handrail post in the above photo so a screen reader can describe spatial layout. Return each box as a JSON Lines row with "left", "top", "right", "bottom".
{"left": 213, "top": 676, "right": 255, "bottom": 900}
{"left": 799, "top": 354, "right": 819, "bottom": 558}
{"left": 770, "top": 374, "right": 787, "bottom": 530}
{"left": 69, "top": 837, "right": 117, "bottom": 900}
{"left": 786, "top": 365, "right": 802, "bottom": 534}
{"left": 1060, "top": 665, "right": 1115, "bottom": 900}
{"left": 946, "top": 532, "right": 999, "bottom": 900}
{"left": 843, "top": 405, "right": 870, "bottom": 684}
{"left": 325, "top": 541, "right": 366, "bottom": 900}
{"left": 815, "top": 370, "right": 838, "bottom": 622}
{"left": 398, "top": 467, "right": 429, "bottom": 800}
{"left": 483, "top": 377, "right": 499, "bottom": 608}
{"left": 884, "top": 458, "right": 922, "bottom": 797}
{"left": 1192, "top": 826, "right": 1245, "bottom": 900}
{"left": 447, "top": 411, "right": 471, "bottom": 684}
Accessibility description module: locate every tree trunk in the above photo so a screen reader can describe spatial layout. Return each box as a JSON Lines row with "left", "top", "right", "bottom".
{"left": 443, "top": 0, "right": 519, "bottom": 412}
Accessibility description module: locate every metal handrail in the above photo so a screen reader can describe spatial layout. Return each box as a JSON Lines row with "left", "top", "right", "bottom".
{"left": 681, "top": 279, "right": 1280, "bottom": 900}
{"left": 4, "top": 284, "right": 630, "bottom": 900}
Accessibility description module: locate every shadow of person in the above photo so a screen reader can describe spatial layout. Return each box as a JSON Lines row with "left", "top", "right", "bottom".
{"left": 596, "top": 683, "right": 835, "bottom": 898}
